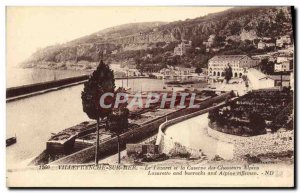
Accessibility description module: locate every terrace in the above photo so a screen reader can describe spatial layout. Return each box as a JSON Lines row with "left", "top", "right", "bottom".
{"left": 208, "top": 89, "right": 293, "bottom": 136}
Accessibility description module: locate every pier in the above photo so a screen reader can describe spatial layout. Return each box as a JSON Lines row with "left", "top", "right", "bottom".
{"left": 6, "top": 75, "right": 149, "bottom": 102}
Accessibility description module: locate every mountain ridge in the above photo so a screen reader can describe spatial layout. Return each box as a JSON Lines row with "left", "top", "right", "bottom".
{"left": 23, "top": 6, "right": 293, "bottom": 70}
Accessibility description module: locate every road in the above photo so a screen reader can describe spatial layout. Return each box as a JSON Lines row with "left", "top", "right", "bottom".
{"left": 164, "top": 113, "right": 234, "bottom": 160}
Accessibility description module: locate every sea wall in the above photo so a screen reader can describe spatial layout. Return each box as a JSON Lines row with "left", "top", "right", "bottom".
{"left": 6, "top": 75, "right": 89, "bottom": 98}
{"left": 207, "top": 126, "right": 294, "bottom": 159}
{"left": 6, "top": 75, "right": 148, "bottom": 101}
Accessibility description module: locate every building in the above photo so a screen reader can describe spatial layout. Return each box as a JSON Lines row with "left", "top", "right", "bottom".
{"left": 274, "top": 61, "right": 290, "bottom": 72}
{"left": 268, "top": 75, "right": 291, "bottom": 87}
{"left": 266, "top": 42, "right": 275, "bottom": 47}
{"left": 247, "top": 68, "right": 275, "bottom": 89}
{"left": 276, "top": 35, "right": 292, "bottom": 47}
{"left": 208, "top": 55, "right": 259, "bottom": 78}
{"left": 240, "top": 29, "right": 257, "bottom": 41}
{"left": 146, "top": 54, "right": 153, "bottom": 58}
{"left": 160, "top": 66, "right": 193, "bottom": 76}
{"left": 212, "top": 48, "right": 221, "bottom": 52}
{"left": 252, "top": 54, "right": 270, "bottom": 61}
{"left": 174, "top": 41, "right": 192, "bottom": 56}
{"left": 276, "top": 39, "right": 284, "bottom": 47}
{"left": 257, "top": 40, "right": 266, "bottom": 49}
{"left": 277, "top": 56, "right": 289, "bottom": 63}
{"left": 190, "top": 67, "right": 196, "bottom": 73}
{"left": 127, "top": 69, "right": 141, "bottom": 77}
{"left": 159, "top": 66, "right": 196, "bottom": 80}
{"left": 111, "top": 50, "right": 119, "bottom": 54}
{"left": 203, "top": 34, "right": 216, "bottom": 48}
{"left": 262, "top": 37, "right": 272, "bottom": 41}
{"left": 174, "top": 67, "right": 192, "bottom": 76}
{"left": 257, "top": 40, "right": 275, "bottom": 49}
{"left": 286, "top": 44, "right": 294, "bottom": 52}
{"left": 159, "top": 68, "right": 172, "bottom": 76}
{"left": 121, "top": 64, "right": 136, "bottom": 69}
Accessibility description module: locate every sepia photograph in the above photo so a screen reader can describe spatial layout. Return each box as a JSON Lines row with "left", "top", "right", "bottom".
{"left": 5, "top": 6, "right": 295, "bottom": 188}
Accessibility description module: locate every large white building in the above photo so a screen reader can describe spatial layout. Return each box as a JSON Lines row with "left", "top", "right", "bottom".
{"left": 208, "top": 55, "right": 259, "bottom": 78}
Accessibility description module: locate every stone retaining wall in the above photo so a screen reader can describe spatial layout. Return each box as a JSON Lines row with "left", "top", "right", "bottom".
{"left": 207, "top": 126, "right": 248, "bottom": 143}
{"left": 207, "top": 126, "right": 294, "bottom": 159}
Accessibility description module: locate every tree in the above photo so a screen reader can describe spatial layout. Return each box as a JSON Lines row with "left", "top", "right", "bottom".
{"left": 213, "top": 35, "right": 226, "bottom": 47}
{"left": 208, "top": 108, "right": 220, "bottom": 123}
{"left": 270, "top": 103, "right": 293, "bottom": 132}
{"left": 229, "top": 21, "right": 242, "bottom": 35}
{"left": 224, "top": 64, "right": 233, "bottom": 84}
{"left": 257, "top": 21, "right": 270, "bottom": 37}
{"left": 135, "top": 61, "right": 144, "bottom": 75}
{"left": 195, "top": 67, "right": 203, "bottom": 75}
{"left": 248, "top": 113, "right": 266, "bottom": 135}
{"left": 276, "top": 9, "right": 287, "bottom": 23}
{"left": 259, "top": 59, "right": 274, "bottom": 75}
{"left": 107, "top": 92, "right": 129, "bottom": 164}
{"left": 81, "top": 60, "right": 115, "bottom": 165}
{"left": 241, "top": 75, "right": 247, "bottom": 82}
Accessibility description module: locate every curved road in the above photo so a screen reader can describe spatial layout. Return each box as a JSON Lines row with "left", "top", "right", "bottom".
{"left": 164, "top": 113, "right": 234, "bottom": 160}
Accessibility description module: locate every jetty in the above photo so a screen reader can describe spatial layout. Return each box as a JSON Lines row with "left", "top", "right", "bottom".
{"left": 6, "top": 75, "right": 148, "bottom": 102}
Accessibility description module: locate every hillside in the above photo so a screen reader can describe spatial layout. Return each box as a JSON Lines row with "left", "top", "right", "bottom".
{"left": 65, "top": 21, "right": 167, "bottom": 47}
{"left": 23, "top": 7, "right": 293, "bottom": 71}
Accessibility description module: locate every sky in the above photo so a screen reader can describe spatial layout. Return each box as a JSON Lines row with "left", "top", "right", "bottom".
{"left": 7, "top": 6, "right": 231, "bottom": 67}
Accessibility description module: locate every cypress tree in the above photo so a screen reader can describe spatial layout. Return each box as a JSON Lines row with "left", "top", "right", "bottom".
{"left": 81, "top": 60, "right": 115, "bottom": 165}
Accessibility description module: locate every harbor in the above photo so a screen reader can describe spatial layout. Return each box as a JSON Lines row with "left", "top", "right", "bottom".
{"left": 6, "top": 77, "right": 164, "bottom": 167}
{"left": 5, "top": 6, "right": 295, "bottom": 188}
{"left": 6, "top": 74, "right": 211, "bottom": 168}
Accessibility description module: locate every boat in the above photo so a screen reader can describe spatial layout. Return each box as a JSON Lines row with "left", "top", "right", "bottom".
{"left": 6, "top": 136, "right": 17, "bottom": 147}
